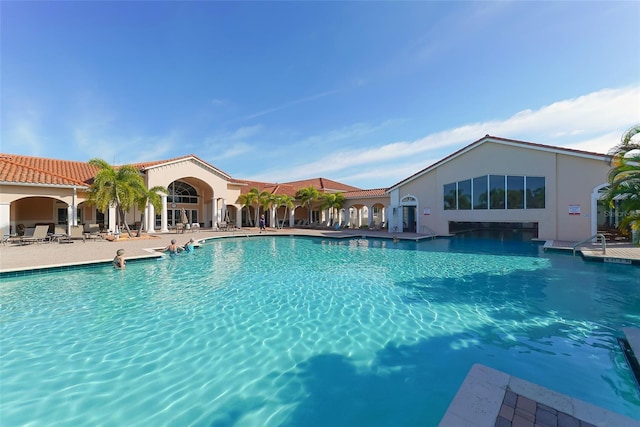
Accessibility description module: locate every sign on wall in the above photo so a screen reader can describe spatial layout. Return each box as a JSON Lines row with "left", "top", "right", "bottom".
{"left": 568, "top": 204, "right": 581, "bottom": 215}
{"left": 423, "top": 208, "right": 431, "bottom": 215}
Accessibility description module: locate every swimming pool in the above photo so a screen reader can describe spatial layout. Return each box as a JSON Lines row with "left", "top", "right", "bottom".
{"left": 1, "top": 236, "right": 639, "bottom": 426}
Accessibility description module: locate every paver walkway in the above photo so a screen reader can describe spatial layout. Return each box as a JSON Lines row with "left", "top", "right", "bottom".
{"left": 495, "top": 388, "right": 596, "bottom": 427}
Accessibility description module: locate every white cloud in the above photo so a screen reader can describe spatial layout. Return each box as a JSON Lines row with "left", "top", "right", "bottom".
{"left": 248, "top": 85, "right": 640, "bottom": 187}
{"left": 238, "top": 89, "right": 341, "bottom": 122}
{"left": 6, "top": 118, "right": 43, "bottom": 156}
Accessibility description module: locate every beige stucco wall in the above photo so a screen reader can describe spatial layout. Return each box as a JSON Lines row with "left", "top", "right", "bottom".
{"left": 392, "top": 141, "right": 610, "bottom": 241}
{"left": 144, "top": 159, "right": 241, "bottom": 227}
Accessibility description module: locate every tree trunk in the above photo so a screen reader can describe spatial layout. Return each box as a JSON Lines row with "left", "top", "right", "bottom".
{"left": 118, "top": 206, "right": 133, "bottom": 238}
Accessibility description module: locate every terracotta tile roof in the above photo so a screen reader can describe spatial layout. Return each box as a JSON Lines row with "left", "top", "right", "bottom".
{"left": 283, "top": 177, "right": 361, "bottom": 192}
{"left": 344, "top": 188, "right": 388, "bottom": 198}
{"left": 388, "top": 134, "right": 610, "bottom": 190}
{"left": 0, "top": 154, "right": 95, "bottom": 187}
{"left": 0, "top": 153, "right": 364, "bottom": 197}
{"left": 233, "top": 180, "right": 298, "bottom": 197}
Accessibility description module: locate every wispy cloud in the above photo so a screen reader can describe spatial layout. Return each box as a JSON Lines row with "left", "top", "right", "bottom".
{"left": 200, "top": 125, "right": 263, "bottom": 162}
{"left": 6, "top": 117, "right": 43, "bottom": 156}
{"left": 238, "top": 89, "right": 341, "bottom": 122}
{"left": 247, "top": 85, "right": 640, "bottom": 187}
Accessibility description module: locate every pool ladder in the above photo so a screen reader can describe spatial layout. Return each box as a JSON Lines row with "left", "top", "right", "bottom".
{"left": 572, "top": 233, "right": 606, "bottom": 256}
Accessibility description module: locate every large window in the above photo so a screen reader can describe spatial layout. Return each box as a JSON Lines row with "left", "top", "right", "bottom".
{"left": 526, "top": 177, "right": 545, "bottom": 208}
{"left": 168, "top": 181, "right": 198, "bottom": 204}
{"left": 489, "top": 175, "right": 505, "bottom": 209}
{"left": 444, "top": 174, "right": 545, "bottom": 211}
{"left": 507, "top": 176, "right": 524, "bottom": 209}
{"left": 457, "top": 179, "right": 471, "bottom": 210}
{"left": 473, "top": 176, "right": 488, "bottom": 210}
{"left": 444, "top": 183, "right": 457, "bottom": 210}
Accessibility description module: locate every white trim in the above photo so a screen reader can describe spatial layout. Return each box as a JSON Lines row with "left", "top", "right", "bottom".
{"left": 142, "top": 157, "right": 231, "bottom": 180}
{"left": 0, "top": 181, "right": 89, "bottom": 190}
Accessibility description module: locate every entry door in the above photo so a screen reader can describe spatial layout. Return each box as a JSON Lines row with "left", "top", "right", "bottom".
{"left": 403, "top": 206, "right": 417, "bottom": 232}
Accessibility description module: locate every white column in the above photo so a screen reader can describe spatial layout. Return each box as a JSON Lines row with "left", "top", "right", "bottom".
{"left": 222, "top": 199, "right": 227, "bottom": 224}
{"left": 108, "top": 206, "right": 117, "bottom": 233}
{"left": 212, "top": 197, "right": 218, "bottom": 229}
{"left": 269, "top": 206, "right": 276, "bottom": 228}
{"left": 357, "top": 208, "right": 362, "bottom": 228}
{"left": 72, "top": 187, "right": 78, "bottom": 226}
{"left": 67, "top": 206, "right": 73, "bottom": 233}
{"left": 368, "top": 204, "right": 374, "bottom": 227}
{"left": 289, "top": 209, "right": 295, "bottom": 228}
{"left": 382, "top": 206, "right": 386, "bottom": 224}
{"left": 146, "top": 203, "right": 154, "bottom": 233}
{"left": 0, "top": 202, "right": 10, "bottom": 237}
{"left": 160, "top": 195, "right": 168, "bottom": 232}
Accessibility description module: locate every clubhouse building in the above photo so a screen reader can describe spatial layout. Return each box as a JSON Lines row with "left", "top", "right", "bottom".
{"left": 0, "top": 135, "right": 620, "bottom": 242}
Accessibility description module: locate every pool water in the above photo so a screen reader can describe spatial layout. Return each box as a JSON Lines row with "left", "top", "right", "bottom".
{"left": 1, "top": 236, "right": 639, "bottom": 426}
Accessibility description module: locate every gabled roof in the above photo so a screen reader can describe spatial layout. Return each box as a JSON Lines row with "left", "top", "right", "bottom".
{"left": 283, "top": 177, "right": 361, "bottom": 193}
{"left": 387, "top": 135, "right": 610, "bottom": 191}
{"left": 132, "top": 154, "right": 232, "bottom": 180}
{"left": 0, "top": 154, "right": 95, "bottom": 187}
{"left": 235, "top": 177, "right": 361, "bottom": 197}
{"left": 235, "top": 179, "right": 299, "bottom": 197}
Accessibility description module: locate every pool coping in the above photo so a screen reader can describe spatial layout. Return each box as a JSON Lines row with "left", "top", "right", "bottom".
{"left": 0, "top": 251, "right": 165, "bottom": 277}
{"left": 438, "top": 363, "right": 640, "bottom": 427}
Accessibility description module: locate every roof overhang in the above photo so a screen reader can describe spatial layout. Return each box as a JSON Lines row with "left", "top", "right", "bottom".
{"left": 141, "top": 156, "right": 232, "bottom": 180}
{"left": 0, "top": 181, "right": 89, "bottom": 190}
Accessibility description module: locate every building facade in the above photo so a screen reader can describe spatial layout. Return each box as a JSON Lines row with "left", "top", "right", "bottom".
{"left": 1, "top": 135, "right": 620, "bottom": 242}
{"left": 387, "top": 135, "right": 614, "bottom": 241}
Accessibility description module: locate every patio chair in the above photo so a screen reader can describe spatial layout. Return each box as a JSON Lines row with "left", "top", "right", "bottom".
{"left": 20, "top": 224, "right": 49, "bottom": 245}
{"left": 84, "top": 224, "right": 104, "bottom": 241}
{"left": 68, "top": 226, "right": 86, "bottom": 243}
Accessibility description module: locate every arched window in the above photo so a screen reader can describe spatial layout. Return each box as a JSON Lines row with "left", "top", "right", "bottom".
{"left": 168, "top": 181, "right": 198, "bottom": 204}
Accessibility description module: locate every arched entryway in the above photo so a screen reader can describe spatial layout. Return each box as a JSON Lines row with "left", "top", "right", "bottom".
{"left": 401, "top": 195, "right": 417, "bottom": 232}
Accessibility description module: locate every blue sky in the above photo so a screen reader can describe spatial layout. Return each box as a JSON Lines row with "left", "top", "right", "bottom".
{"left": 2, "top": 1, "right": 639, "bottom": 189}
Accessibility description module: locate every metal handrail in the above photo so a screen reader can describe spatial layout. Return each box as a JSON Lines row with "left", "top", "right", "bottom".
{"left": 420, "top": 225, "right": 438, "bottom": 239}
{"left": 572, "top": 233, "right": 606, "bottom": 256}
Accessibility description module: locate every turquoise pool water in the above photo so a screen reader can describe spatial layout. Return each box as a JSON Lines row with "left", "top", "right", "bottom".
{"left": 1, "top": 236, "right": 639, "bottom": 426}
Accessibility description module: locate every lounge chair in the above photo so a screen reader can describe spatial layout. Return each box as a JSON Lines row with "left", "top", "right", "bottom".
{"left": 84, "top": 224, "right": 104, "bottom": 241}
{"left": 20, "top": 224, "right": 49, "bottom": 245}
{"left": 68, "top": 226, "right": 86, "bottom": 243}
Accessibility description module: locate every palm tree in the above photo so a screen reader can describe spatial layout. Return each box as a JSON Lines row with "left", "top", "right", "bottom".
{"left": 86, "top": 159, "right": 145, "bottom": 238}
{"left": 273, "top": 194, "right": 295, "bottom": 228}
{"left": 258, "top": 190, "right": 272, "bottom": 227}
{"left": 604, "top": 125, "right": 640, "bottom": 242}
{"left": 320, "top": 192, "right": 345, "bottom": 226}
{"left": 295, "top": 185, "right": 319, "bottom": 224}
{"left": 134, "top": 185, "right": 168, "bottom": 237}
{"left": 237, "top": 190, "right": 257, "bottom": 227}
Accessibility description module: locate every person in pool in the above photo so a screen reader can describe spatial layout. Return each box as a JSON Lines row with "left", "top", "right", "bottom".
{"left": 113, "top": 248, "right": 126, "bottom": 269}
{"left": 163, "top": 239, "right": 182, "bottom": 256}
{"left": 183, "top": 238, "right": 195, "bottom": 252}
